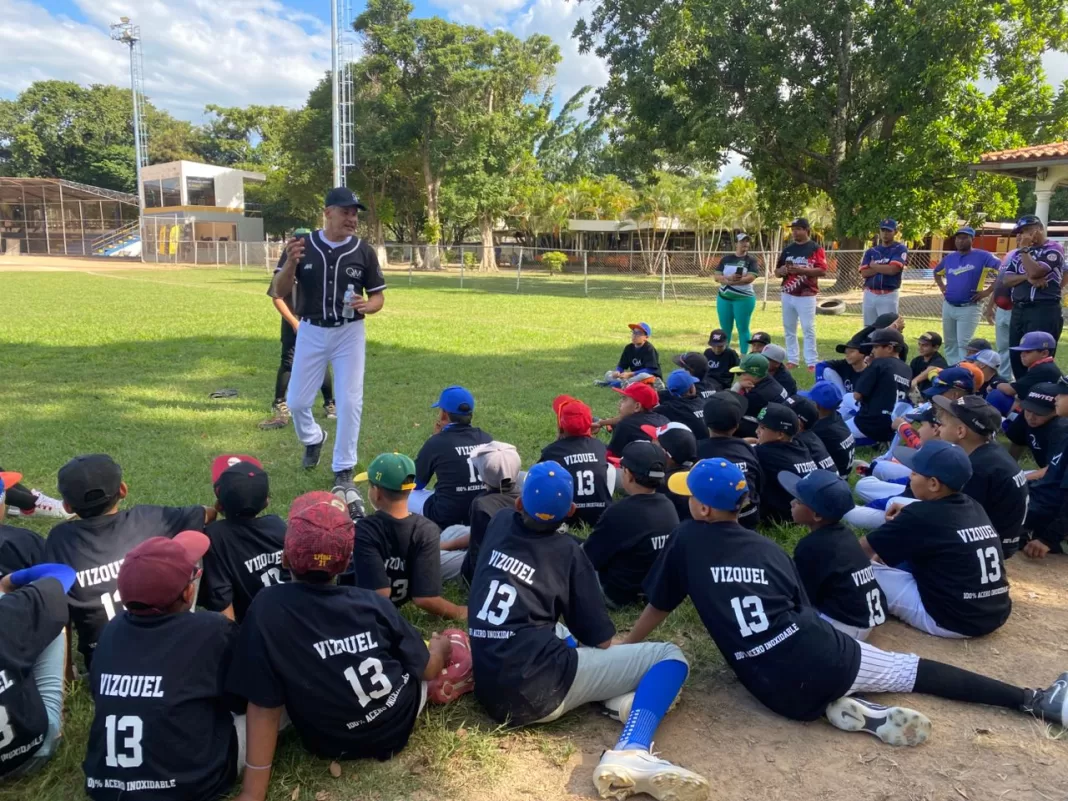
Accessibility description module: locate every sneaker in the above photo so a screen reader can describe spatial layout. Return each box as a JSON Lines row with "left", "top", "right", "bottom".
{"left": 259, "top": 401, "right": 291, "bottom": 430}
{"left": 825, "top": 697, "right": 931, "bottom": 747}
{"left": 303, "top": 430, "right": 328, "bottom": 470}
{"left": 1022, "top": 671, "right": 1068, "bottom": 726}
{"left": 332, "top": 478, "right": 365, "bottom": 520}
{"left": 593, "top": 749, "right": 708, "bottom": 801}
{"left": 324, "top": 400, "right": 337, "bottom": 420}
{"left": 31, "top": 490, "right": 73, "bottom": 519}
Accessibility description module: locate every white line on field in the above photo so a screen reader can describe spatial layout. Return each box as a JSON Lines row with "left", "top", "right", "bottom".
{"left": 85, "top": 271, "right": 266, "bottom": 296}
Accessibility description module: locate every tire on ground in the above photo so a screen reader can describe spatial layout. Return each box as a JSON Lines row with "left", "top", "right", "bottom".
{"left": 817, "top": 299, "right": 847, "bottom": 316}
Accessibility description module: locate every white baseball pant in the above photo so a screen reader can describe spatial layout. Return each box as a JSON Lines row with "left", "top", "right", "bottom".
{"left": 439, "top": 524, "right": 467, "bottom": 581}
{"left": 287, "top": 319, "right": 366, "bottom": 473}
{"left": 820, "top": 612, "right": 872, "bottom": 642}
{"left": 781, "top": 294, "right": 819, "bottom": 366}
{"left": 862, "top": 291, "right": 900, "bottom": 326}
{"left": 855, "top": 475, "right": 907, "bottom": 504}
{"left": 847, "top": 641, "right": 920, "bottom": 695}
{"left": 872, "top": 563, "right": 968, "bottom": 639}
{"left": 407, "top": 489, "right": 432, "bottom": 515}
{"left": 843, "top": 495, "right": 920, "bottom": 531}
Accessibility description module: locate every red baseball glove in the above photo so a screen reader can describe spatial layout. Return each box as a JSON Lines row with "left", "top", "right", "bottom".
{"left": 427, "top": 629, "right": 474, "bottom": 704}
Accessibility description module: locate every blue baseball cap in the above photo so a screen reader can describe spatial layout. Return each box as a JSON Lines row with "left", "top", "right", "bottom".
{"left": 954, "top": 226, "right": 976, "bottom": 238}
{"left": 922, "top": 367, "right": 974, "bottom": 398}
{"left": 324, "top": 186, "right": 367, "bottom": 210}
{"left": 431, "top": 385, "right": 475, "bottom": 415}
{"left": 666, "top": 369, "right": 700, "bottom": 396}
{"left": 1013, "top": 214, "right": 1043, "bottom": 234}
{"left": 892, "top": 440, "right": 973, "bottom": 492}
{"left": 879, "top": 219, "right": 898, "bottom": 232}
{"left": 666, "top": 458, "right": 749, "bottom": 511}
{"left": 628, "top": 322, "right": 652, "bottom": 337}
{"left": 801, "top": 380, "right": 844, "bottom": 410}
{"left": 1010, "top": 331, "right": 1056, "bottom": 352}
{"left": 521, "top": 461, "right": 574, "bottom": 523}
{"left": 778, "top": 470, "right": 854, "bottom": 520}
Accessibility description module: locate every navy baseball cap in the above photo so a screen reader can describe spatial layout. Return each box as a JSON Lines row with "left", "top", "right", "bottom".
{"left": 879, "top": 219, "right": 898, "bottom": 232}
{"left": 892, "top": 440, "right": 973, "bottom": 492}
{"left": 757, "top": 402, "right": 799, "bottom": 436}
{"left": 673, "top": 352, "right": 709, "bottom": 377}
{"left": 666, "top": 458, "right": 749, "bottom": 511}
{"left": 621, "top": 440, "right": 668, "bottom": 480}
{"left": 703, "top": 392, "right": 744, "bottom": 431}
{"left": 954, "top": 226, "right": 976, "bottom": 237}
{"left": 667, "top": 369, "right": 700, "bottom": 396}
{"left": 922, "top": 367, "right": 974, "bottom": 398}
{"left": 324, "top": 186, "right": 367, "bottom": 210}
{"left": 748, "top": 331, "right": 772, "bottom": 346}
{"left": 1013, "top": 214, "right": 1043, "bottom": 234}
{"left": 778, "top": 470, "right": 854, "bottom": 520}
{"left": 835, "top": 334, "right": 868, "bottom": 354}
{"left": 905, "top": 403, "right": 938, "bottom": 425}
{"left": 965, "top": 337, "right": 992, "bottom": 352}
{"left": 522, "top": 461, "right": 573, "bottom": 523}
{"left": 801, "top": 380, "right": 844, "bottom": 410}
{"left": 790, "top": 217, "right": 811, "bottom": 230}
{"left": 708, "top": 329, "right": 728, "bottom": 346}
{"left": 1017, "top": 383, "right": 1060, "bottom": 415}
{"left": 1010, "top": 331, "right": 1056, "bottom": 352}
{"left": 858, "top": 328, "right": 905, "bottom": 352}
{"left": 628, "top": 322, "right": 652, "bottom": 336}
{"left": 432, "top": 385, "right": 475, "bottom": 415}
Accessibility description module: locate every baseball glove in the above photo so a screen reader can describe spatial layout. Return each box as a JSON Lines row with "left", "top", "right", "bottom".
{"left": 427, "top": 629, "right": 474, "bottom": 704}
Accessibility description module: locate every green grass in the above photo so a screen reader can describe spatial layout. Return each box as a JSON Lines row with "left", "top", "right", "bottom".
{"left": 0, "top": 265, "right": 1020, "bottom": 800}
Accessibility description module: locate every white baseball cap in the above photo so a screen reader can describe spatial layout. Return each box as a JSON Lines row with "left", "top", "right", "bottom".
{"left": 970, "top": 349, "right": 1001, "bottom": 370}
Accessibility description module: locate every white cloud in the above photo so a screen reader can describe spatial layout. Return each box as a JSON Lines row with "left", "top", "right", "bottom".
{"left": 428, "top": 0, "right": 528, "bottom": 26}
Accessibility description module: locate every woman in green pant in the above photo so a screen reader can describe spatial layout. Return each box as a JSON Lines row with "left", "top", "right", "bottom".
{"left": 714, "top": 233, "right": 761, "bottom": 353}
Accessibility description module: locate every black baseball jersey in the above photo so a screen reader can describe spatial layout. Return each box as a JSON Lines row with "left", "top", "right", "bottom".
{"left": 696, "top": 374, "right": 722, "bottom": 399}
{"left": 468, "top": 512, "right": 615, "bottom": 725}
{"left": 1006, "top": 414, "right": 1068, "bottom": 469}
{"left": 810, "top": 413, "right": 855, "bottom": 477}
{"left": 644, "top": 520, "right": 860, "bottom": 721}
{"left": 656, "top": 395, "right": 710, "bottom": 440}
{"left": 0, "top": 524, "right": 44, "bottom": 576}
{"left": 754, "top": 440, "right": 818, "bottom": 523}
{"left": 793, "top": 524, "right": 886, "bottom": 631}
{"left": 909, "top": 353, "right": 948, "bottom": 394}
{"left": 199, "top": 515, "right": 288, "bottom": 622}
{"left": 866, "top": 494, "right": 1011, "bottom": 637}
{"left": 1027, "top": 444, "right": 1068, "bottom": 550}
{"left": 852, "top": 357, "right": 912, "bottom": 442}
{"left": 695, "top": 436, "right": 763, "bottom": 529}
{"left": 0, "top": 578, "right": 67, "bottom": 777}
{"left": 279, "top": 230, "right": 386, "bottom": 324}
{"left": 606, "top": 410, "right": 669, "bottom": 456}
{"left": 84, "top": 611, "right": 240, "bottom": 801}
{"left": 773, "top": 368, "right": 798, "bottom": 397}
{"left": 347, "top": 511, "right": 441, "bottom": 606}
{"left": 657, "top": 468, "right": 692, "bottom": 521}
{"left": 44, "top": 505, "right": 206, "bottom": 666}
{"left": 736, "top": 376, "right": 789, "bottom": 438}
{"left": 415, "top": 424, "right": 494, "bottom": 528}
{"left": 229, "top": 582, "right": 428, "bottom": 759}
{"left": 821, "top": 359, "right": 863, "bottom": 393}
{"left": 461, "top": 488, "right": 521, "bottom": 584}
{"left": 704, "top": 348, "right": 741, "bottom": 388}
{"left": 798, "top": 430, "right": 836, "bottom": 473}
{"left": 616, "top": 342, "right": 661, "bottom": 376}
{"left": 539, "top": 436, "right": 612, "bottom": 527}
{"left": 962, "top": 443, "right": 1029, "bottom": 558}
{"left": 1011, "top": 359, "right": 1063, "bottom": 398}
{"left": 584, "top": 493, "right": 679, "bottom": 606}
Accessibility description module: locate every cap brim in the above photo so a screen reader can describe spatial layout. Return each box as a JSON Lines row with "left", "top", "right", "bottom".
{"left": 640, "top": 424, "right": 661, "bottom": 440}
{"left": 353, "top": 471, "right": 369, "bottom": 482}
{"left": 627, "top": 323, "right": 647, "bottom": 333}
{"left": 921, "top": 385, "right": 948, "bottom": 398}
{"left": 930, "top": 395, "right": 956, "bottom": 414}
{"left": 1018, "top": 399, "right": 1056, "bottom": 414}
{"left": 728, "top": 366, "right": 746, "bottom": 374}
{"left": 891, "top": 446, "right": 921, "bottom": 472}
{"left": 666, "top": 471, "right": 692, "bottom": 496}
{"left": 173, "top": 530, "right": 210, "bottom": 562}
{"left": 333, "top": 200, "right": 367, "bottom": 211}
{"left": 0, "top": 471, "right": 23, "bottom": 490}
{"left": 611, "top": 387, "right": 630, "bottom": 396}
{"left": 776, "top": 471, "right": 804, "bottom": 502}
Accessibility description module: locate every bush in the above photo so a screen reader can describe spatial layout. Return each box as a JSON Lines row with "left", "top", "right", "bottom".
{"left": 462, "top": 251, "right": 477, "bottom": 268}
{"left": 541, "top": 251, "right": 568, "bottom": 274}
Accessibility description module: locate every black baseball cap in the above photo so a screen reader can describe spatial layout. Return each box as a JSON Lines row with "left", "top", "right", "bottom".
{"left": 785, "top": 395, "right": 818, "bottom": 428}
{"left": 215, "top": 461, "right": 270, "bottom": 517}
{"left": 835, "top": 334, "right": 867, "bottom": 354}
{"left": 324, "top": 186, "right": 367, "bottom": 211}
{"left": 790, "top": 217, "right": 811, "bottom": 230}
{"left": 642, "top": 422, "right": 698, "bottom": 467}
{"left": 965, "top": 337, "right": 992, "bottom": 352}
{"left": 703, "top": 392, "right": 744, "bottom": 431}
{"left": 621, "top": 441, "right": 667, "bottom": 481}
{"left": 674, "top": 352, "right": 709, "bottom": 378}
{"left": 58, "top": 454, "right": 123, "bottom": 514}
{"left": 917, "top": 331, "right": 943, "bottom": 348}
{"left": 757, "top": 402, "right": 799, "bottom": 436}
{"left": 748, "top": 332, "right": 772, "bottom": 346}
{"left": 932, "top": 395, "right": 1002, "bottom": 436}
{"left": 1017, "top": 382, "right": 1061, "bottom": 415}
{"left": 708, "top": 329, "right": 728, "bottom": 346}
{"left": 1013, "top": 214, "right": 1043, "bottom": 234}
{"left": 859, "top": 328, "right": 905, "bottom": 352}
{"left": 905, "top": 404, "right": 938, "bottom": 425}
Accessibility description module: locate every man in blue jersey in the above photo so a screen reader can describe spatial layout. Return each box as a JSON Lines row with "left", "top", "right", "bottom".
{"left": 860, "top": 219, "right": 908, "bottom": 325}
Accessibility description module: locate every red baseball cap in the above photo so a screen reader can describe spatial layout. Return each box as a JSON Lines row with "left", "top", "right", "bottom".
{"left": 553, "top": 395, "right": 593, "bottom": 436}
{"left": 613, "top": 382, "right": 659, "bottom": 410}
{"left": 211, "top": 454, "right": 263, "bottom": 484}
{"left": 117, "top": 532, "right": 210, "bottom": 615}
{"left": 285, "top": 491, "right": 354, "bottom": 576}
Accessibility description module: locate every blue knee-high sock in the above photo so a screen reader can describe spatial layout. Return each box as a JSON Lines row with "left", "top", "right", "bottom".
{"left": 615, "top": 659, "right": 688, "bottom": 752}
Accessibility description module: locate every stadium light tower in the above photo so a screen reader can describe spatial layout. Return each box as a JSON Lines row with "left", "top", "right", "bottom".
{"left": 331, "top": 0, "right": 356, "bottom": 187}
{"left": 110, "top": 17, "right": 149, "bottom": 210}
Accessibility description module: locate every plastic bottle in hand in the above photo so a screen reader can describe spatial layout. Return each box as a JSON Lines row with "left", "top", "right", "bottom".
{"left": 342, "top": 284, "right": 356, "bottom": 319}
{"left": 897, "top": 422, "right": 922, "bottom": 449}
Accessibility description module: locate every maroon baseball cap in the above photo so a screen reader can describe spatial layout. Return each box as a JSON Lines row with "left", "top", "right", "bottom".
{"left": 285, "top": 491, "right": 354, "bottom": 576}
{"left": 211, "top": 454, "right": 263, "bottom": 484}
{"left": 117, "top": 532, "right": 210, "bottom": 615}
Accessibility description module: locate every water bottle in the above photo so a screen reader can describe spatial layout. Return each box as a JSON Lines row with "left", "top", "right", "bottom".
{"left": 342, "top": 284, "right": 356, "bottom": 319}
{"left": 897, "top": 422, "right": 922, "bottom": 449}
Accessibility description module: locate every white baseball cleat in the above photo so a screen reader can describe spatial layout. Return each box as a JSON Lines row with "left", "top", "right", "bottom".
{"left": 594, "top": 748, "right": 709, "bottom": 801}
{"left": 825, "top": 696, "right": 931, "bottom": 746}
{"left": 602, "top": 692, "right": 635, "bottom": 724}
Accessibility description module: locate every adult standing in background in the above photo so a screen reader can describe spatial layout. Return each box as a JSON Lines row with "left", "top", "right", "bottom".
{"left": 859, "top": 219, "right": 907, "bottom": 325}
{"left": 933, "top": 226, "right": 1000, "bottom": 365}
{"left": 1002, "top": 214, "right": 1064, "bottom": 379}
{"left": 775, "top": 218, "right": 827, "bottom": 371}
{"left": 985, "top": 235, "right": 1023, "bottom": 382}
{"left": 269, "top": 187, "right": 386, "bottom": 518}
{"left": 713, "top": 233, "right": 761, "bottom": 354}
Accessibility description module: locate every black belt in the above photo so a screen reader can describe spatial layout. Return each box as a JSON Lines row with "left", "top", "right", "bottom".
{"left": 302, "top": 317, "right": 358, "bottom": 328}
{"left": 946, "top": 301, "right": 977, "bottom": 307}
{"left": 1013, "top": 300, "right": 1059, "bottom": 308}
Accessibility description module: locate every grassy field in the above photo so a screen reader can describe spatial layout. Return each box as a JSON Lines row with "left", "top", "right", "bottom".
{"left": 0, "top": 264, "right": 1021, "bottom": 801}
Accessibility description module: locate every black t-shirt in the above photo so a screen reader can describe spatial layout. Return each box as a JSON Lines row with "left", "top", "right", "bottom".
{"left": 773, "top": 368, "right": 798, "bottom": 397}
{"left": 754, "top": 440, "right": 818, "bottom": 523}
{"left": 468, "top": 512, "right": 615, "bottom": 725}
{"left": 852, "top": 357, "right": 912, "bottom": 442}
{"left": 348, "top": 511, "right": 441, "bottom": 606}
{"left": 737, "top": 377, "right": 789, "bottom": 438}
{"left": 909, "top": 354, "right": 948, "bottom": 394}
{"left": 0, "top": 578, "right": 67, "bottom": 777}
{"left": 1012, "top": 359, "right": 1063, "bottom": 398}
{"left": 616, "top": 342, "right": 661, "bottom": 377}
{"left": 199, "top": 515, "right": 288, "bottom": 623}
{"left": 657, "top": 468, "right": 693, "bottom": 522}
{"left": 821, "top": 359, "right": 863, "bottom": 394}
{"left": 44, "top": 505, "right": 207, "bottom": 666}
{"left": 415, "top": 424, "right": 494, "bottom": 528}
{"left": 1027, "top": 444, "right": 1068, "bottom": 544}
{"left": 866, "top": 494, "right": 1011, "bottom": 636}
{"left": 461, "top": 489, "right": 521, "bottom": 584}
{"left": 644, "top": 521, "right": 860, "bottom": 721}
{"left": 606, "top": 410, "right": 669, "bottom": 457}
{"left": 229, "top": 582, "right": 428, "bottom": 759}
{"left": 810, "top": 413, "right": 856, "bottom": 477}
{"left": 962, "top": 443, "right": 1029, "bottom": 558}
{"left": 1006, "top": 414, "right": 1068, "bottom": 469}
{"left": 704, "top": 348, "right": 741, "bottom": 388}
{"left": 695, "top": 437, "right": 764, "bottom": 528}
{"left": 538, "top": 436, "right": 612, "bottom": 527}
{"left": 798, "top": 430, "right": 837, "bottom": 473}
{"left": 584, "top": 493, "right": 679, "bottom": 606}
{"left": 0, "top": 524, "right": 44, "bottom": 576}
{"left": 84, "top": 611, "right": 239, "bottom": 801}
{"left": 793, "top": 524, "right": 886, "bottom": 630}
{"left": 657, "top": 395, "right": 709, "bottom": 441}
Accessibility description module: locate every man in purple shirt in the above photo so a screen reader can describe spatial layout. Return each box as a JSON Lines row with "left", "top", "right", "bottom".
{"left": 934, "top": 226, "right": 1001, "bottom": 364}
{"left": 1003, "top": 215, "right": 1064, "bottom": 379}
{"left": 860, "top": 218, "right": 908, "bottom": 325}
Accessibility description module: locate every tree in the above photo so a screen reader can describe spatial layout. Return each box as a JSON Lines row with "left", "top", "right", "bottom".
{"left": 535, "top": 87, "right": 612, "bottom": 183}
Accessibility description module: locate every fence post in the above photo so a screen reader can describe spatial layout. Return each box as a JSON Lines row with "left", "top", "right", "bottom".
{"left": 408, "top": 257, "right": 413, "bottom": 287}
{"left": 194, "top": 240, "right": 198, "bottom": 266}
{"left": 660, "top": 253, "right": 667, "bottom": 302}
{"left": 239, "top": 242, "right": 244, "bottom": 272}
{"left": 516, "top": 249, "right": 523, "bottom": 293}
{"left": 583, "top": 252, "right": 588, "bottom": 297}
{"left": 460, "top": 246, "right": 465, "bottom": 289}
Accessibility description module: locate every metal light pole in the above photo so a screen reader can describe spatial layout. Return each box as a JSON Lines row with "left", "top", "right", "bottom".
{"left": 331, "top": 0, "right": 355, "bottom": 188}
{"left": 330, "top": 1, "right": 342, "bottom": 187}
{"left": 110, "top": 17, "right": 148, "bottom": 210}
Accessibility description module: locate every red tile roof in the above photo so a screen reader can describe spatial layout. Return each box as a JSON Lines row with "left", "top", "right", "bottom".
{"left": 980, "top": 142, "right": 1068, "bottom": 164}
